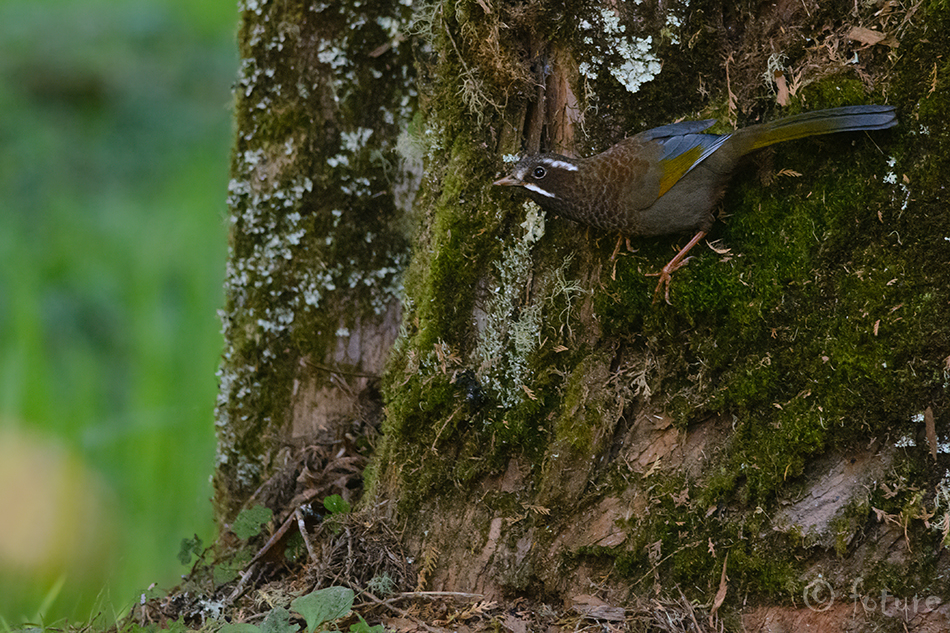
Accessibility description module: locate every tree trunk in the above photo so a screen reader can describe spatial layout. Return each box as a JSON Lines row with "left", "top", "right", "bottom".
{"left": 217, "top": 0, "right": 950, "bottom": 626}
{"left": 213, "top": 0, "right": 417, "bottom": 520}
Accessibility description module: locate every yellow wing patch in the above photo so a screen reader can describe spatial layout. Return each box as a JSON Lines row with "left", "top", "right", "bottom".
{"left": 657, "top": 145, "right": 705, "bottom": 198}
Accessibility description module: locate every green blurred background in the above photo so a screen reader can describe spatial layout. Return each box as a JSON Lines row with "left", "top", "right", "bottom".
{"left": 0, "top": 0, "right": 237, "bottom": 624}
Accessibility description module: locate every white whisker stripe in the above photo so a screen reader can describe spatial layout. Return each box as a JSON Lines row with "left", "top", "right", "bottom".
{"left": 541, "top": 159, "right": 578, "bottom": 171}
{"left": 524, "top": 183, "right": 557, "bottom": 198}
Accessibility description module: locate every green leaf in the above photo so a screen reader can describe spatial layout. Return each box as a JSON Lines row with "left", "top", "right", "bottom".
{"left": 349, "top": 615, "right": 386, "bottom": 633}
{"left": 323, "top": 495, "right": 351, "bottom": 515}
{"left": 260, "top": 607, "right": 298, "bottom": 633}
{"left": 165, "top": 619, "right": 189, "bottom": 633}
{"left": 365, "top": 573, "right": 395, "bottom": 597}
{"left": 177, "top": 534, "right": 203, "bottom": 565}
{"left": 285, "top": 531, "right": 306, "bottom": 562}
{"left": 219, "top": 623, "right": 261, "bottom": 633}
{"left": 290, "top": 587, "right": 355, "bottom": 633}
{"left": 232, "top": 505, "right": 273, "bottom": 540}
{"left": 213, "top": 548, "right": 252, "bottom": 586}
{"left": 213, "top": 563, "right": 239, "bottom": 586}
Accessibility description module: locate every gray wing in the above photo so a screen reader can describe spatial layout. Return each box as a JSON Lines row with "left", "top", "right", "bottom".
{"left": 639, "top": 119, "right": 717, "bottom": 140}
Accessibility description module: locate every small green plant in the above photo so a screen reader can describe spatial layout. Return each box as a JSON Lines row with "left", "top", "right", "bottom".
{"left": 285, "top": 531, "right": 306, "bottom": 562}
{"left": 365, "top": 574, "right": 395, "bottom": 597}
{"left": 323, "top": 495, "right": 351, "bottom": 515}
{"left": 322, "top": 495, "right": 351, "bottom": 535}
{"left": 218, "top": 586, "right": 387, "bottom": 633}
{"left": 221, "top": 607, "right": 296, "bottom": 633}
{"left": 178, "top": 534, "right": 204, "bottom": 565}
{"left": 348, "top": 615, "right": 385, "bottom": 633}
{"left": 291, "top": 587, "right": 353, "bottom": 633}
{"left": 260, "top": 607, "right": 296, "bottom": 633}
{"left": 221, "top": 624, "right": 261, "bottom": 633}
{"left": 212, "top": 561, "right": 241, "bottom": 587}
{"left": 232, "top": 505, "right": 274, "bottom": 540}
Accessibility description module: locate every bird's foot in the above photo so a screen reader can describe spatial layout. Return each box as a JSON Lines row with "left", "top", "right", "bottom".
{"left": 610, "top": 234, "right": 624, "bottom": 262}
{"left": 646, "top": 257, "right": 692, "bottom": 305}
{"left": 609, "top": 235, "right": 637, "bottom": 260}
{"left": 645, "top": 230, "right": 707, "bottom": 304}
{"left": 610, "top": 235, "right": 638, "bottom": 280}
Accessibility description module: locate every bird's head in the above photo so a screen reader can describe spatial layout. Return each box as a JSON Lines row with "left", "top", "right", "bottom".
{"left": 493, "top": 154, "right": 582, "bottom": 215}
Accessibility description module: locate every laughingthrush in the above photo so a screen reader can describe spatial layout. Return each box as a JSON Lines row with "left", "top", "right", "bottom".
{"left": 494, "top": 105, "right": 897, "bottom": 302}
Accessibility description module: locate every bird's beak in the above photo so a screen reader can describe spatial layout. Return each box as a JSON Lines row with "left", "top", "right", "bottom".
{"left": 493, "top": 175, "right": 520, "bottom": 187}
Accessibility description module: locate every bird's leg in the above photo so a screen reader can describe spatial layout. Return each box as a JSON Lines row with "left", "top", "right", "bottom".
{"left": 646, "top": 230, "right": 707, "bottom": 304}
{"left": 609, "top": 234, "right": 639, "bottom": 261}
{"left": 610, "top": 233, "right": 624, "bottom": 280}
{"left": 610, "top": 234, "right": 638, "bottom": 280}
{"left": 610, "top": 234, "right": 623, "bottom": 260}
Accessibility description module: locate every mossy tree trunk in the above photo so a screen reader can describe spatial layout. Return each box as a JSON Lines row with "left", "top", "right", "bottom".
{"left": 214, "top": 0, "right": 417, "bottom": 520}
{"left": 217, "top": 0, "right": 950, "bottom": 623}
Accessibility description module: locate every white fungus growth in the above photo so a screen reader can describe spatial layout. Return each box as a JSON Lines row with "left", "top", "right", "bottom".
{"left": 243, "top": 0, "right": 265, "bottom": 16}
{"left": 341, "top": 128, "right": 373, "bottom": 151}
{"left": 377, "top": 15, "right": 401, "bottom": 40}
{"left": 882, "top": 156, "right": 911, "bottom": 212}
{"left": 883, "top": 156, "right": 898, "bottom": 184}
{"left": 665, "top": 13, "right": 682, "bottom": 44}
{"left": 579, "top": 7, "right": 662, "bottom": 95}
{"left": 894, "top": 434, "right": 915, "bottom": 448}
{"left": 248, "top": 24, "right": 266, "bottom": 47}
{"left": 472, "top": 203, "right": 586, "bottom": 408}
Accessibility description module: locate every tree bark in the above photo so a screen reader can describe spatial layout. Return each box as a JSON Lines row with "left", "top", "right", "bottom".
{"left": 214, "top": 0, "right": 417, "bottom": 520}
{"left": 217, "top": 0, "right": 950, "bottom": 624}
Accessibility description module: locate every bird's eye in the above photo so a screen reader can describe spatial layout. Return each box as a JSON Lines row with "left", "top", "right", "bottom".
{"left": 532, "top": 166, "right": 547, "bottom": 179}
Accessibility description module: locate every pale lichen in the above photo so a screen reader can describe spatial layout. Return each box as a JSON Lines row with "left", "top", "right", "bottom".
{"left": 578, "top": 7, "right": 662, "bottom": 95}
{"left": 472, "top": 203, "right": 586, "bottom": 407}
{"left": 933, "top": 470, "right": 950, "bottom": 548}
{"left": 473, "top": 203, "right": 544, "bottom": 405}
{"left": 882, "top": 156, "right": 911, "bottom": 212}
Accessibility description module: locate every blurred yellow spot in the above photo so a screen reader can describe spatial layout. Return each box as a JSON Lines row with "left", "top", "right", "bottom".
{"left": 0, "top": 425, "right": 116, "bottom": 620}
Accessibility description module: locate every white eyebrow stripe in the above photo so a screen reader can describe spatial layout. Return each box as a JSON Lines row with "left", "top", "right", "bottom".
{"left": 540, "top": 159, "right": 578, "bottom": 171}
{"left": 523, "top": 183, "right": 557, "bottom": 198}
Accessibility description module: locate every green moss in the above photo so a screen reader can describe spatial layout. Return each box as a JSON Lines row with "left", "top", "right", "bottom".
{"left": 831, "top": 501, "right": 866, "bottom": 558}
{"left": 550, "top": 352, "right": 612, "bottom": 454}
{"left": 593, "top": 84, "right": 941, "bottom": 511}
{"left": 798, "top": 76, "right": 877, "bottom": 110}
{"left": 552, "top": 7, "right": 950, "bottom": 597}
{"left": 591, "top": 469, "right": 806, "bottom": 600}
{"left": 363, "top": 0, "right": 950, "bottom": 610}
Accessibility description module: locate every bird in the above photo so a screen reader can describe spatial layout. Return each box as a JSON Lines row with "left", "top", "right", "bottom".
{"left": 493, "top": 105, "right": 897, "bottom": 303}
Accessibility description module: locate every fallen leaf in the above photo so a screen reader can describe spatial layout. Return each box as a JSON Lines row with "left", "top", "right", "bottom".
{"left": 710, "top": 552, "right": 729, "bottom": 627}
{"left": 502, "top": 614, "right": 527, "bottom": 633}
{"left": 774, "top": 71, "right": 789, "bottom": 106}
{"left": 571, "top": 595, "right": 625, "bottom": 622}
{"left": 925, "top": 406, "right": 937, "bottom": 460}
{"left": 848, "top": 26, "right": 886, "bottom": 46}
